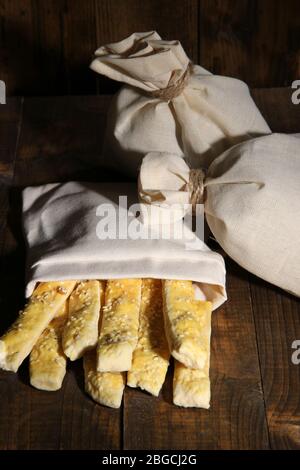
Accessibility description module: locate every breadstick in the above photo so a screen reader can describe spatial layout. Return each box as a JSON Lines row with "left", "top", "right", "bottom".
{"left": 97, "top": 279, "right": 142, "bottom": 372}
{"left": 0, "top": 281, "right": 76, "bottom": 372}
{"left": 127, "top": 279, "right": 169, "bottom": 396}
{"left": 62, "top": 280, "right": 104, "bottom": 360}
{"left": 30, "top": 301, "right": 68, "bottom": 391}
{"left": 162, "top": 280, "right": 212, "bottom": 369}
{"left": 84, "top": 349, "right": 125, "bottom": 408}
{"left": 173, "top": 359, "right": 210, "bottom": 408}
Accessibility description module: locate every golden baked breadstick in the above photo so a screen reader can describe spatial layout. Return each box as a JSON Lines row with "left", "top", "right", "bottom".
{"left": 97, "top": 279, "right": 142, "bottom": 372}
{"left": 30, "top": 302, "right": 68, "bottom": 391}
{"left": 162, "top": 280, "right": 212, "bottom": 369}
{"left": 173, "top": 359, "right": 210, "bottom": 408}
{"left": 62, "top": 280, "right": 104, "bottom": 360}
{"left": 127, "top": 279, "right": 169, "bottom": 396}
{"left": 84, "top": 349, "right": 125, "bottom": 408}
{"left": 0, "top": 281, "right": 76, "bottom": 372}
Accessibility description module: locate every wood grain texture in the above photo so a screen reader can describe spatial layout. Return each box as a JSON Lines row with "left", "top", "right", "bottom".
{"left": 0, "top": 357, "right": 121, "bottom": 449}
{"left": 0, "top": 0, "right": 36, "bottom": 96}
{"left": 0, "top": 0, "right": 97, "bottom": 96}
{"left": 54, "top": 0, "right": 97, "bottom": 95}
{"left": 251, "top": 87, "right": 300, "bottom": 133}
{"left": 199, "top": 0, "right": 300, "bottom": 87}
{"left": 0, "top": 97, "right": 22, "bottom": 257}
{"left": 0, "top": 98, "right": 22, "bottom": 179}
{"left": 249, "top": 279, "right": 300, "bottom": 450}
{"left": 13, "top": 95, "right": 122, "bottom": 186}
{"left": 1, "top": 0, "right": 299, "bottom": 95}
{"left": 124, "top": 261, "right": 269, "bottom": 450}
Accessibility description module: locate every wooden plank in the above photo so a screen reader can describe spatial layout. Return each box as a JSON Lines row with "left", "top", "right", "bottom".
{"left": 28, "top": 0, "right": 69, "bottom": 96}
{"left": 94, "top": 0, "right": 199, "bottom": 93}
{"left": 251, "top": 87, "right": 300, "bottom": 133}
{"left": 35, "top": 360, "right": 121, "bottom": 450}
{"left": 13, "top": 95, "right": 123, "bottom": 186}
{"left": 0, "top": 351, "right": 121, "bottom": 449}
{"left": 0, "top": 97, "right": 22, "bottom": 180}
{"left": 0, "top": 1, "right": 35, "bottom": 96}
{"left": 247, "top": 0, "right": 300, "bottom": 87}
{"left": 199, "top": 0, "right": 300, "bottom": 87}
{"left": 0, "top": 0, "right": 97, "bottom": 96}
{"left": 199, "top": 0, "right": 250, "bottom": 80}
{"left": 249, "top": 279, "right": 300, "bottom": 449}
{"left": 123, "top": 260, "right": 270, "bottom": 450}
{"left": 55, "top": 0, "right": 97, "bottom": 94}
{"left": 0, "top": 97, "right": 22, "bottom": 254}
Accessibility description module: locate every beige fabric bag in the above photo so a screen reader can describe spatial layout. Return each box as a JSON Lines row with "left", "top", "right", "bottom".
{"left": 90, "top": 31, "right": 270, "bottom": 176}
{"left": 139, "top": 134, "right": 300, "bottom": 297}
{"left": 23, "top": 181, "right": 226, "bottom": 310}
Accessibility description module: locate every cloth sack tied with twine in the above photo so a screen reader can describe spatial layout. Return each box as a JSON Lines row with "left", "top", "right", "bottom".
{"left": 90, "top": 31, "right": 271, "bottom": 176}
{"left": 139, "top": 133, "right": 300, "bottom": 297}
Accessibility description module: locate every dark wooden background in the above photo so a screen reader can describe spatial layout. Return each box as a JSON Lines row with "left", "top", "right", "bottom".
{"left": 1, "top": 0, "right": 300, "bottom": 97}
{"left": 1, "top": 0, "right": 300, "bottom": 452}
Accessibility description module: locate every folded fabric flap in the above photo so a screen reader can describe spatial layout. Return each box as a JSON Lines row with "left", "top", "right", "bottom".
{"left": 90, "top": 31, "right": 190, "bottom": 91}
{"left": 23, "top": 181, "right": 227, "bottom": 310}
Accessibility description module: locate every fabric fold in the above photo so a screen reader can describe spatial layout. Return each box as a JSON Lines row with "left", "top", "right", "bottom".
{"left": 23, "top": 182, "right": 227, "bottom": 310}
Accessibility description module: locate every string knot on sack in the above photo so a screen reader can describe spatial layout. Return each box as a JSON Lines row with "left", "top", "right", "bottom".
{"left": 188, "top": 168, "right": 206, "bottom": 213}
{"left": 149, "top": 62, "right": 192, "bottom": 102}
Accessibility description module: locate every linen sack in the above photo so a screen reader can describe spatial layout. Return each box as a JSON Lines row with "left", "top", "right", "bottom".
{"left": 23, "top": 181, "right": 226, "bottom": 309}
{"left": 90, "top": 31, "right": 270, "bottom": 176}
{"left": 139, "top": 133, "right": 300, "bottom": 297}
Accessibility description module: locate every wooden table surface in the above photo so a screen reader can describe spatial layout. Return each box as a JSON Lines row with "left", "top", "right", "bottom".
{"left": 0, "top": 89, "right": 300, "bottom": 450}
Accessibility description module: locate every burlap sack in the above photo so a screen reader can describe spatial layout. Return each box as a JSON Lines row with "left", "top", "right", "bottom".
{"left": 90, "top": 31, "right": 270, "bottom": 176}
{"left": 139, "top": 134, "right": 300, "bottom": 297}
